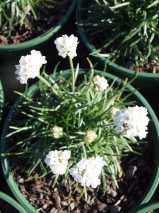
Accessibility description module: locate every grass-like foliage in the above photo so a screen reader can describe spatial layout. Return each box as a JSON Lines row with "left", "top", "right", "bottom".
{"left": 79, "top": 0, "right": 159, "bottom": 67}
{"left": 0, "top": 0, "right": 54, "bottom": 36}
{"left": 9, "top": 62, "right": 140, "bottom": 193}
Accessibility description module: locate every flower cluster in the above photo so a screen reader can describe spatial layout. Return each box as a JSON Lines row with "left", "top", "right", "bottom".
{"left": 91, "top": 75, "right": 109, "bottom": 91}
{"left": 54, "top": 34, "right": 78, "bottom": 59}
{"left": 69, "top": 156, "right": 105, "bottom": 188}
{"left": 114, "top": 106, "right": 149, "bottom": 139}
{"left": 52, "top": 126, "right": 63, "bottom": 139}
{"left": 44, "top": 150, "right": 71, "bottom": 175}
{"left": 15, "top": 50, "right": 47, "bottom": 84}
{"left": 84, "top": 130, "right": 97, "bottom": 144}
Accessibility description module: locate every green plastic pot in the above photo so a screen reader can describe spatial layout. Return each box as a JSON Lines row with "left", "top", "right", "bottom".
{"left": 136, "top": 202, "right": 159, "bottom": 213}
{"left": 1, "top": 70, "right": 159, "bottom": 213}
{"left": 0, "top": 191, "right": 28, "bottom": 213}
{"left": 76, "top": 0, "right": 159, "bottom": 91}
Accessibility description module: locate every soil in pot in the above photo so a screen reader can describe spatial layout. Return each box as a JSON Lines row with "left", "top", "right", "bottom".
{"left": 0, "top": 0, "right": 71, "bottom": 45}
{"left": 9, "top": 132, "right": 153, "bottom": 213}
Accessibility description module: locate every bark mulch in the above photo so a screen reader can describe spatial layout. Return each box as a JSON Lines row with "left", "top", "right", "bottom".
{"left": 9, "top": 136, "right": 154, "bottom": 213}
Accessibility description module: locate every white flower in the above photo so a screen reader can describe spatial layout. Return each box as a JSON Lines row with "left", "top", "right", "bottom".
{"left": 44, "top": 150, "right": 71, "bottom": 175}
{"left": 15, "top": 50, "right": 47, "bottom": 84}
{"left": 84, "top": 130, "right": 97, "bottom": 144}
{"left": 114, "top": 106, "right": 149, "bottom": 139}
{"left": 69, "top": 156, "right": 105, "bottom": 188}
{"left": 52, "top": 126, "right": 63, "bottom": 139}
{"left": 54, "top": 34, "right": 78, "bottom": 59}
{"left": 91, "top": 75, "right": 109, "bottom": 91}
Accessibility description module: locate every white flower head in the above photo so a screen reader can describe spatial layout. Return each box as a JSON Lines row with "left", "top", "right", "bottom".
{"left": 114, "top": 105, "right": 149, "bottom": 139}
{"left": 52, "top": 126, "right": 63, "bottom": 139}
{"left": 15, "top": 50, "right": 47, "bottom": 84}
{"left": 69, "top": 156, "right": 105, "bottom": 188}
{"left": 84, "top": 130, "right": 97, "bottom": 144}
{"left": 44, "top": 150, "right": 71, "bottom": 175}
{"left": 91, "top": 75, "right": 109, "bottom": 92}
{"left": 54, "top": 34, "right": 78, "bottom": 59}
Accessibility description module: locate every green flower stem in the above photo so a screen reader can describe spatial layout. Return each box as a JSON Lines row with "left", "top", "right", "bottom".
{"left": 25, "top": 174, "right": 39, "bottom": 182}
{"left": 82, "top": 143, "right": 87, "bottom": 158}
{"left": 37, "top": 75, "right": 58, "bottom": 95}
{"left": 76, "top": 188, "right": 85, "bottom": 207}
{"left": 86, "top": 57, "right": 94, "bottom": 83}
{"left": 101, "top": 169, "right": 107, "bottom": 195}
{"left": 72, "top": 181, "right": 79, "bottom": 194}
{"left": 116, "top": 77, "right": 128, "bottom": 101}
{"left": 52, "top": 174, "right": 59, "bottom": 188}
{"left": 69, "top": 57, "right": 75, "bottom": 93}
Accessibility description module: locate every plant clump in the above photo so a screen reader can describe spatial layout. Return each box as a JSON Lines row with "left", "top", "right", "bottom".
{"left": 7, "top": 34, "right": 150, "bottom": 203}
{"left": 79, "top": 0, "right": 159, "bottom": 72}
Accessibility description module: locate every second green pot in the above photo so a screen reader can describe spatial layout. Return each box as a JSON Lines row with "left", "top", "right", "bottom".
{"left": 76, "top": 0, "right": 159, "bottom": 92}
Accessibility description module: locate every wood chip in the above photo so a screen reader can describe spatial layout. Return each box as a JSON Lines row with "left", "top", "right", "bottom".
{"left": 0, "top": 35, "right": 8, "bottom": 44}
{"left": 153, "top": 66, "right": 156, "bottom": 73}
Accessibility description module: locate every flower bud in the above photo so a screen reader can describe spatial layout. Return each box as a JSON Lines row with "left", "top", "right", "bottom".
{"left": 52, "top": 126, "right": 63, "bottom": 139}
{"left": 84, "top": 130, "right": 97, "bottom": 144}
{"left": 91, "top": 75, "right": 109, "bottom": 92}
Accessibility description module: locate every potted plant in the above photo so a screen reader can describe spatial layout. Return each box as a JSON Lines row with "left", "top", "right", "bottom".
{"left": 0, "top": 191, "right": 28, "bottom": 213}
{"left": 76, "top": 0, "right": 159, "bottom": 92}
{"left": 1, "top": 34, "right": 159, "bottom": 213}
